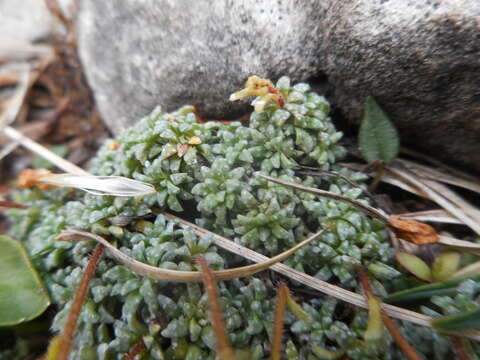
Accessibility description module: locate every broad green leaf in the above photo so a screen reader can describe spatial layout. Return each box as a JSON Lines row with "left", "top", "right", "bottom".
{"left": 0, "top": 235, "right": 50, "bottom": 326}
{"left": 432, "top": 306, "right": 480, "bottom": 332}
{"left": 396, "top": 252, "right": 432, "bottom": 282}
{"left": 358, "top": 97, "right": 400, "bottom": 164}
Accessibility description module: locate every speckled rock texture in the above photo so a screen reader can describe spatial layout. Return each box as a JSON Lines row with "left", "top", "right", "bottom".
{"left": 321, "top": 0, "right": 480, "bottom": 170}
{"left": 76, "top": 0, "right": 480, "bottom": 169}
{"left": 76, "top": 0, "right": 325, "bottom": 133}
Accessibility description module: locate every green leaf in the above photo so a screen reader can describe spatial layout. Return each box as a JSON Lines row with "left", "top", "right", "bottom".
{"left": 396, "top": 251, "right": 432, "bottom": 282}
{"left": 432, "top": 306, "right": 480, "bottom": 332}
{"left": 432, "top": 251, "right": 461, "bottom": 282}
{"left": 0, "top": 235, "right": 50, "bottom": 326}
{"left": 358, "top": 97, "right": 400, "bottom": 164}
{"left": 384, "top": 273, "right": 480, "bottom": 303}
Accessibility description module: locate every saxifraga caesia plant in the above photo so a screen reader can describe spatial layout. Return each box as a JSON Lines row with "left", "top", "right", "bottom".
{"left": 4, "top": 76, "right": 478, "bottom": 359}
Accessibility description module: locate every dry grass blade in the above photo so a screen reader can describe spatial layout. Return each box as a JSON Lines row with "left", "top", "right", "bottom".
{"left": 388, "top": 165, "right": 480, "bottom": 235}
{"left": 438, "top": 236, "right": 480, "bottom": 255}
{"left": 270, "top": 283, "right": 288, "bottom": 360}
{"left": 196, "top": 255, "right": 237, "bottom": 360}
{"left": 3, "top": 126, "right": 87, "bottom": 175}
{"left": 398, "top": 210, "right": 462, "bottom": 225}
{"left": 422, "top": 179, "right": 480, "bottom": 225}
{"left": 452, "top": 260, "right": 480, "bottom": 279}
{"left": 56, "top": 244, "right": 104, "bottom": 360}
{"left": 359, "top": 271, "right": 422, "bottom": 360}
{"left": 341, "top": 162, "right": 426, "bottom": 198}
{"left": 255, "top": 172, "right": 389, "bottom": 222}
{"left": 400, "top": 147, "right": 478, "bottom": 183}
{"left": 164, "top": 213, "right": 480, "bottom": 341}
{"left": 0, "top": 141, "right": 19, "bottom": 162}
{"left": 398, "top": 159, "right": 480, "bottom": 195}
{"left": 58, "top": 228, "right": 322, "bottom": 283}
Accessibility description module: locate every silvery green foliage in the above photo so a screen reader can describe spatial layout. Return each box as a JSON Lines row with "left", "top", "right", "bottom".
{"left": 5, "top": 77, "right": 455, "bottom": 358}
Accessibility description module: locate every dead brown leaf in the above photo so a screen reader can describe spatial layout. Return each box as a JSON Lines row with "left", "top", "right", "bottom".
{"left": 389, "top": 215, "right": 439, "bottom": 244}
{"left": 17, "top": 168, "right": 53, "bottom": 190}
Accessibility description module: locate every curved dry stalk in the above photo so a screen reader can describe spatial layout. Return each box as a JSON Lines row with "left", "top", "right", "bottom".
{"left": 166, "top": 213, "right": 480, "bottom": 342}
{"left": 58, "top": 228, "right": 324, "bottom": 283}
{"left": 255, "top": 172, "right": 390, "bottom": 223}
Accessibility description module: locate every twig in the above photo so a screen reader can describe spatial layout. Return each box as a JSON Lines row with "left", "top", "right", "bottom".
{"left": 56, "top": 244, "right": 104, "bottom": 360}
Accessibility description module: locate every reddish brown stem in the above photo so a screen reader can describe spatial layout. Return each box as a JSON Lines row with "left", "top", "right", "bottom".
{"left": 196, "top": 255, "right": 236, "bottom": 360}
{"left": 124, "top": 340, "right": 146, "bottom": 360}
{"left": 56, "top": 244, "right": 104, "bottom": 360}
{"left": 450, "top": 336, "right": 473, "bottom": 360}
{"left": 270, "top": 283, "right": 288, "bottom": 360}
{"left": 0, "top": 200, "right": 28, "bottom": 209}
{"left": 359, "top": 271, "right": 422, "bottom": 360}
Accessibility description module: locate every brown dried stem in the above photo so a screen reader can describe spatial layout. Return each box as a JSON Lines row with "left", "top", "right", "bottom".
{"left": 196, "top": 255, "right": 237, "bottom": 360}
{"left": 270, "top": 283, "right": 288, "bottom": 360}
{"left": 359, "top": 271, "right": 422, "bottom": 360}
{"left": 56, "top": 244, "right": 104, "bottom": 360}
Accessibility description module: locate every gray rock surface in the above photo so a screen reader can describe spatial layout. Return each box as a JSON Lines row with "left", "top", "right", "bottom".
{"left": 76, "top": 0, "right": 480, "bottom": 169}
{"left": 0, "top": 0, "right": 54, "bottom": 44}
{"left": 321, "top": 0, "right": 480, "bottom": 169}
{"left": 76, "top": 0, "right": 324, "bottom": 133}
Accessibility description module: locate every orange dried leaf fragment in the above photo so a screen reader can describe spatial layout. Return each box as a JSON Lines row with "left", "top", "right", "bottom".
{"left": 389, "top": 215, "right": 439, "bottom": 244}
{"left": 17, "top": 169, "right": 54, "bottom": 190}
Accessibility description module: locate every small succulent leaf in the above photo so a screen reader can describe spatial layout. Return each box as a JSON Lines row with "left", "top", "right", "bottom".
{"left": 364, "top": 295, "right": 384, "bottom": 342}
{"left": 358, "top": 97, "right": 400, "bottom": 164}
{"left": 395, "top": 251, "right": 432, "bottom": 282}
{"left": 432, "top": 251, "right": 461, "bottom": 282}
{"left": 0, "top": 235, "right": 50, "bottom": 326}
